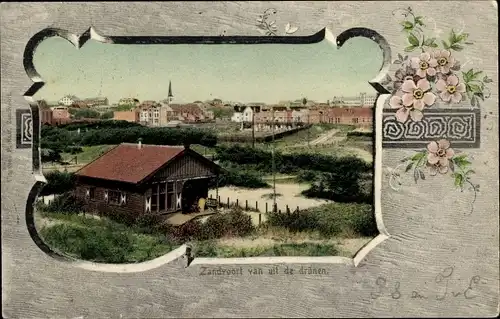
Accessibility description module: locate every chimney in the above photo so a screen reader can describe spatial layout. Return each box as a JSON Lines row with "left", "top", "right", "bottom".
{"left": 138, "top": 138, "right": 143, "bottom": 149}
{"left": 183, "top": 143, "right": 190, "bottom": 150}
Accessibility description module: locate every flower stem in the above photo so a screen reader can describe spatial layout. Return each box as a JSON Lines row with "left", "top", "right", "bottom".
{"left": 465, "top": 179, "right": 477, "bottom": 215}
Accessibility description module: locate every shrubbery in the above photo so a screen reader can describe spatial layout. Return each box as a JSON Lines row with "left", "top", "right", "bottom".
{"left": 168, "top": 208, "right": 255, "bottom": 241}
{"left": 42, "top": 192, "right": 85, "bottom": 214}
{"left": 40, "top": 171, "right": 76, "bottom": 195}
{"left": 41, "top": 121, "right": 218, "bottom": 153}
{"left": 265, "top": 202, "right": 376, "bottom": 238}
{"left": 216, "top": 167, "right": 270, "bottom": 189}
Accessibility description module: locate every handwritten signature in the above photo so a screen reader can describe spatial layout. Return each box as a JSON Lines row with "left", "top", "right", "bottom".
{"left": 371, "top": 266, "right": 482, "bottom": 300}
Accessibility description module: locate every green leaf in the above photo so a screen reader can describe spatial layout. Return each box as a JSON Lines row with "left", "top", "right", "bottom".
{"left": 485, "top": 78, "right": 493, "bottom": 83}
{"left": 462, "top": 71, "right": 471, "bottom": 83}
{"left": 450, "top": 44, "right": 464, "bottom": 51}
{"left": 468, "top": 84, "right": 482, "bottom": 93}
{"left": 405, "top": 162, "right": 414, "bottom": 172}
{"left": 398, "top": 53, "right": 404, "bottom": 61}
{"left": 415, "top": 16, "right": 425, "bottom": 26}
{"left": 454, "top": 174, "right": 463, "bottom": 188}
{"left": 401, "top": 21, "right": 414, "bottom": 30}
{"left": 411, "top": 152, "right": 426, "bottom": 161}
{"left": 404, "top": 45, "right": 417, "bottom": 52}
{"left": 441, "top": 40, "right": 450, "bottom": 49}
{"left": 476, "top": 92, "right": 485, "bottom": 101}
{"left": 472, "top": 71, "right": 483, "bottom": 79}
{"left": 413, "top": 169, "right": 420, "bottom": 183}
{"left": 483, "top": 75, "right": 489, "bottom": 82}
{"left": 466, "top": 90, "right": 473, "bottom": 99}
{"left": 429, "top": 42, "right": 438, "bottom": 48}
{"left": 464, "top": 42, "right": 474, "bottom": 45}
{"left": 449, "top": 29, "right": 457, "bottom": 44}
{"left": 408, "top": 33, "right": 420, "bottom": 46}
{"left": 394, "top": 60, "right": 402, "bottom": 64}
{"left": 466, "top": 69, "right": 474, "bottom": 78}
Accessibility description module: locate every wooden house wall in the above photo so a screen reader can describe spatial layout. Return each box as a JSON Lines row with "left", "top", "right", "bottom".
{"left": 74, "top": 183, "right": 145, "bottom": 218}
{"left": 151, "top": 152, "right": 217, "bottom": 182}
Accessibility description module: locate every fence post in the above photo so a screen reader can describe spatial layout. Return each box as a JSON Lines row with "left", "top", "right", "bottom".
{"left": 227, "top": 197, "right": 229, "bottom": 207}
{"left": 259, "top": 213, "right": 262, "bottom": 225}
{"left": 255, "top": 201, "right": 258, "bottom": 212}
{"left": 245, "top": 200, "right": 248, "bottom": 210}
{"left": 210, "top": 194, "right": 212, "bottom": 199}
{"left": 296, "top": 206, "right": 299, "bottom": 212}
{"left": 286, "top": 205, "right": 289, "bottom": 214}
{"left": 265, "top": 202, "right": 268, "bottom": 213}
{"left": 236, "top": 198, "right": 239, "bottom": 208}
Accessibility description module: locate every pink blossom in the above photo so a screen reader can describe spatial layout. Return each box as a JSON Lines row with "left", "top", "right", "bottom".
{"left": 410, "top": 52, "right": 438, "bottom": 78}
{"left": 433, "top": 50, "right": 457, "bottom": 74}
{"left": 394, "top": 79, "right": 436, "bottom": 122}
{"left": 436, "top": 74, "right": 466, "bottom": 103}
{"left": 427, "top": 139, "right": 455, "bottom": 175}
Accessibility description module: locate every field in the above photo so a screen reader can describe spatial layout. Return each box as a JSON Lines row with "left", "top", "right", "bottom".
{"left": 37, "top": 121, "right": 376, "bottom": 262}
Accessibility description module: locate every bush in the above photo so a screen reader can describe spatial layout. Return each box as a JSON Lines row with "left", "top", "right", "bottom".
{"left": 346, "top": 131, "right": 373, "bottom": 138}
{"left": 217, "top": 168, "right": 269, "bottom": 189}
{"left": 266, "top": 202, "right": 376, "bottom": 238}
{"left": 40, "top": 171, "right": 76, "bottom": 195}
{"left": 172, "top": 220, "right": 205, "bottom": 241}
{"left": 44, "top": 192, "right": 85, "bottom": 214}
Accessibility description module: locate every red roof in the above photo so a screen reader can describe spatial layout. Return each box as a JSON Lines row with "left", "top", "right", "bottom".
{"left": 75, "top": 143, "right": 185, "bottom": 184}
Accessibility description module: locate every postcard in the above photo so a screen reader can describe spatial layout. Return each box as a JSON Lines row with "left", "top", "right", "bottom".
{"left": 1, "top": 1, "right": 498, "bottom": 318}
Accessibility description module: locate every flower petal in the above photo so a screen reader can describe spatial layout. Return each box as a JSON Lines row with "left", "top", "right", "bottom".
{"left": 436, "top": 79, "right": 447, "bottom": 92}
{"left": 427, "top": 141, "right": 439, "bottom": 153}
{"left": 440, "top": 91, "right": 452, "bottom": 102}
{"left": 437, "top": 139, "right": 450, "bottom": 150}
{"left": 401, "top": 79, "right": 417, "bottom": 93}
{"left": 416, "top": 69, "right": 427, "bottom": 78}
{"left": 442, "top": 50, "right": 451, "bottom": 58}
{"left": 448, "top": 56, "right": 456, "bottom": 66}
{"left": 417, "top": 78, "right": 431, "bottom": 91}
{"left": 438, "top": 165, "right": 449, "bottom": 174}
{"left": 389, "top": 95, "right": 403, "bottom": 109}
{"left": 395, "top": 107, "right": 410, "bottom": 123}
{"left": 427, "top": 67, "right": 437, "bottom": 76}
{"left": 427, "top": 152, "right": 440, "bottom": 164}
{"left": 429, "top": 58, "right": 438, "bottom": 67}
{"left": 441, "top": 65, "right": 450, "bottom": 74}
{"left": 402, "top": 93, "right": 415, "bottom": 106}
{"left": 410, "top": 109, "right": 424, "bottom": 121}
{"left": 447, "top": 74, "right": 459, "bottom": 86}
{"left": 410, "top": 57, "right": 421, "bottom": 69}
{"left": 445, "top": 147, "right": 455, "bottom": 158}
{"left": 456, "top": 83, "right": 466, "bottom": 93}
{"left": 423, "top": 92, "right": 436, "bottom": 107}
{"left": 438, "top": 157, "right": 449, "bottom": 167}
{"left": 420, "top": 52, "right": 431, "bottom": 61}
{"left": 451, "top": 92, "right": 463, "bottom": 103}
{"left": 413, "top": 98, "right": 424, "bottom": 111}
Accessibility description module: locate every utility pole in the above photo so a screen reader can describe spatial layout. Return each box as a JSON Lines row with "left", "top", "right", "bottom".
{"left": 251, "top": 110, "right": 255, "bottom": 148}
{"left": 271, "top": 105, "right": 276, "bottom": 211}
{"left": 307, "top": 112, "right": 310, "bottom": 148}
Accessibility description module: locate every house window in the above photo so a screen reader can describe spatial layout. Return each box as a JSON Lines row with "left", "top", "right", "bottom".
{"left": 108, "top": 190, "right": 121, "bottom": 205}
{"left": 89, "top": 187, "right": 95, "bottom": 200}
{"left": 335, "top": 117, "right": 341, "bottom": 123}
{"left": 352, "top": 118, "right": 359, "bottom": 124}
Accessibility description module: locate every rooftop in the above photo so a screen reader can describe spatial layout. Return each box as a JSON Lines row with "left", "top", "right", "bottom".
{"left": 75, "top": 143, "right": 185, "bottom": 184}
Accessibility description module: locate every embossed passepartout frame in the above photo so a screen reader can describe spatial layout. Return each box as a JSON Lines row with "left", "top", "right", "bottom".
{"left": 22, "top": 25, "right": 390, "bottom": 269}
{"left": 2, "top": 2, "right": 498, "bottom": 318}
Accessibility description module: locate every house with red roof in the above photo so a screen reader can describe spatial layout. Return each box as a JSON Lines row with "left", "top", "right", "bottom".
{"left": 73, "top": 142, "right": 222, "bottom": 218}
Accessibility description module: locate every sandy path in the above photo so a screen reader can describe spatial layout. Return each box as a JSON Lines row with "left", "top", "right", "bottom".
{"left": 208, "top": 183, "right": 332, "bottom": 213}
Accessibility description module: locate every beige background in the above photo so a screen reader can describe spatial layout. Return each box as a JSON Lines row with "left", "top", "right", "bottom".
{"left": 1, "top": 1, "right": 498, "bottom": 318}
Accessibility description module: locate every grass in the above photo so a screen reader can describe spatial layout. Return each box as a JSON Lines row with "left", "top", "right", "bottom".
{"left": 61, "top": 145, "right": 115, "bottom": 164}
{"left": 37, "top": 210, "right": 179, "bottom": 263}
{"left": 192, "top": 240, "right": 340, "bottom": 258}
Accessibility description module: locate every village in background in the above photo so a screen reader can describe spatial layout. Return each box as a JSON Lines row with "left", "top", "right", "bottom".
{"left": 36, "top": 81, "right": 377, "bottom": 263}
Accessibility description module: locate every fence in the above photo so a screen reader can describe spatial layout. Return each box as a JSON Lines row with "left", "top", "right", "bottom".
{"left": 208, "top": 194, "right": 301, "bottom": 225}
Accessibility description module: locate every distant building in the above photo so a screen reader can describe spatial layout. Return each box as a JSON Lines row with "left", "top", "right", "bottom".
{"left": 139, "top": 101, "right": 162, "bottom": 126}
{"left": 50, "top": 106, "right": 71, "bottom": 125}
{"left": 59, "top": 95, "right": 80, "bottom": 106}
{"left": 113, "top": 109, "right": 140, "bottom": 123}
{"left": 118, "top": 98, "right": 140, "bottom": 106}
{"left": 331, "top": 93, "right": 377, "bottom": 108}
{"left": 82, "top": 97, "right": 109, "bottom": 107}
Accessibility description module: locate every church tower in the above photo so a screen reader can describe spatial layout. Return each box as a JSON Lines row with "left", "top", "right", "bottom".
{"left": 167, "top": 80, "right": 173, "bottom": 104}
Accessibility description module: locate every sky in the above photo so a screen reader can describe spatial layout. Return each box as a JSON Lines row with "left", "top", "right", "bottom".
{"left": 33, "top": 36, "right": 383, "bottom": 104}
